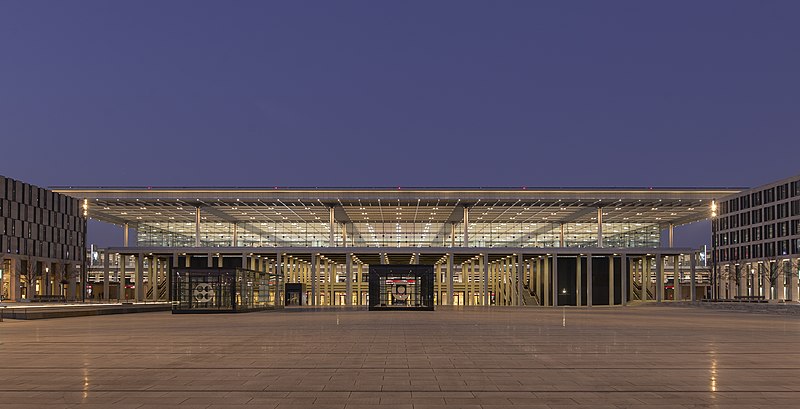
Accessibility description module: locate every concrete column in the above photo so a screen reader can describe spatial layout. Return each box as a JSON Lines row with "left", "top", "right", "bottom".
{"left": 447, "top": 253, "right": 454, "bottom": 305}
{"left": 450, "top": 223, "right": 456, "bottom": 247}
{"left": 327, "top": 260, "right": 334, "bottom": 305}
{"left": 597, "top": 208, "right": 603, "bottom": 247}
{"left": 435, "top": 263, "right": 441, "bottom": 305}
{"left": 463, "top": 207, "right": 469, "bottom": 247}
{"left": 655, "top": 254, "right": 663, "bottom": 303}
{"left": 103, "top": 251, "right": 110, "bottom": 301}
{"left": 345, "top": 253, "right": 352, "bottom": 306}
{"left": 789, "top": 258, "right": 800, "bottom": 302}
{"left": 762, "top": 263, "right": 771, "bottom": 300}
{"left": 536, "top": 258, "right": 542, "bottom": 305}
{"left": 668, "top": 224, "right": 674, "bottom": 248}
{"left": 559, "top": 223, "right": 565, "bottom": 247}
{"left": 217, "top": 254, "right": 223, "bottom": 268}
{"left": 673, "top": 255, "right": 681, "bottom": 301}
{"left": 734, "top": 265, "right": 747, "bottom": 296}
{"left": 620, "top": 254, "right": 627, "bottom": 306}
{"left": 516, "top": 254, "right": 525, "bottom": 305}
{"left": 482, "top": 253, "right": 489, "bottom": 306}
{"left": 641, "top": 257, "right": 649, "bottom": 301}
{"left": 152, "top": 257, "right": 159, "bottom": 302}
{"left": 136, "top": 253, "right": 144, "bottom": 301}
{"left": 690, "top": 252, "right": 697, "bottom": 302}
{"left": 276, "top": 252, "right": 283, "bottom": 304}
{"left": 587, "top": 254, "right": 593, "bottom": 307}
{"left": 499, "top": 258, "right": 506, "bottom": 305}
{"left": 356, "top": 262, "right": 363, "bottom": 305}
{"left": 778, "top": 260, "right": 787, "bottom": 301}
{"left": 543, "top": 256, "right": 550, "bottom": 306}
{"left": 752, "top": 264, "right": 759, "bottom": 297}
{"left": 467, "top": 261, "right": 474, "bottom": 306}
{"left": 119, "top": 255, "right": 126, "bottom": 301}
{"left": 185, "top": 254, "right": 191, "bottom": 268}
{"left": 123, "top": 223, "right": 129, "bottom": 247}
{"left": 311, "top": 253, "right": 318, "bottom": 306}
{"left": 195, "top": 207, "right": 201, "bottom": 247}
{"left": 552, "top": 254, "right": 559, "bottom": 307}
{"left": 232, "top": 223, "right": 238, "bottom": 247}
{"left": 790, "top": 258, "right": 799, "bottom": 302}
{"left": 576, "top": 255, "right": 582, "bottom": 306}
{"left": 608, "top": 255, "right": 615, "bottom": 306}
{"left": 342, "top": 223, "right": 347, "bottom": 247}
{"left": 329, "top": 207, "right": 335, "bottom": 247}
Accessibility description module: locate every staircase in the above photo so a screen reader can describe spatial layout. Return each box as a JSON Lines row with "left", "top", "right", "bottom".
{"left": 145, "top": 278, "right": 168, "bottom": 300}
{"left": 521, "top": 284, "right": 540, "bottom": 306}
{"left": 631, "top": 281, "right": 654, "bottom": 301}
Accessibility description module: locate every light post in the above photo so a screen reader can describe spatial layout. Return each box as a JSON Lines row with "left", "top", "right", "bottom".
{"left": 81, "top": 199, "right": 88, "bottom": 303}
{"left": 711, "top": 200, "right": 718, "bottom": 301}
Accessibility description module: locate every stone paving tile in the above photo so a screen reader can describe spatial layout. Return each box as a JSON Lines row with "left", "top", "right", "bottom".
{"left": 1, "top": 306, "right": 799, "bottom": 408}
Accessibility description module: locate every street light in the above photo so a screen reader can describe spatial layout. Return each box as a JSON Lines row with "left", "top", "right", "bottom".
{"left": 711, "top": 200, "right": 718, "bottom": 301}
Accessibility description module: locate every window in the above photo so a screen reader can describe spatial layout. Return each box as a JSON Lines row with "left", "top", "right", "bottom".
{"left": 752, "top": 209, "right": 762, "bottom": 223}
{"left": 777, "top": 202, "right": 789, "bottom": 219}
{"left": 740, "top": 212, "right": 750, "bottom": 226}
{"left": 752, "top": 226, "right": 762, "bottom": 241}
{"left": 777, "top": 184, "right": 789, "bottom": 201}
{"left": 740, "top": 195, "right": 750, "bottom": 209}
{"left": 764, "top": 224, "right": 775, "bottom": 239}
{"left": 752, "top": 191, "right": 762, "bottom": 206}
{"left": 777, "top": 221, "right": 789, "bottom": 237}
{"left": 764, "top": 188, "right": 776, "bottom": 203}
{"left": 764, "top": 206, "right": 775, "bottom": 221}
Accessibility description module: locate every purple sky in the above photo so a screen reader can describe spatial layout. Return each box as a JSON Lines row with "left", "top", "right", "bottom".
{"left": 2, "top": 1, "right": 798, "bottom": 248}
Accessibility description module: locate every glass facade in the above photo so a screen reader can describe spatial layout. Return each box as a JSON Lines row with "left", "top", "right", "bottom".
{"left": 139, "top": 220, "right": 662, "bottom": 248}
{"left": 171, "top": 267, "right": 284, "bottom": 313}
{"left": 368, "top": 265, "right": 434, "bottom": 311}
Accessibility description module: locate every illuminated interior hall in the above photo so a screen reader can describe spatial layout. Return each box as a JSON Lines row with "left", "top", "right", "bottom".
{"left": 55, "top": 186, "right": 737, "bottom": 307}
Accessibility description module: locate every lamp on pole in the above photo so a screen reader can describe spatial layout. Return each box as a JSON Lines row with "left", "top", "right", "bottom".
{"left": 81, "top": 198, "right": 88, "bottom": 303}
{"left": 711, "top": 200, "right": 718, "bottom": 301}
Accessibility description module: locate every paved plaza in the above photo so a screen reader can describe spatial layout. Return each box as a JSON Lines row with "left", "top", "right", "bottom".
{"left": 0, "top": 306, "right": 799, "bottom": 408}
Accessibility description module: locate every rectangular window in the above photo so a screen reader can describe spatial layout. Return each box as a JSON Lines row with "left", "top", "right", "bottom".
{"left": 777, "top": 184, "right": 789, "bottom": 201}
{"left": 764, "top": 224, "right": 775, "bottom": 239}
{"left": 765, "top": 187, "right": 776, "bottom": 203}
{"left": 777, "top": 221, "right": 789, "bottom": 237}
{"left": 778, "top": 240, "right": 789, "bottom": 255}
{"left": 752, "top": 209, "right": 762, "bottom": 223}
{"left": 740, "top": 195, "right": 750, "bottom": 209}
{"left": 752, "top": 191, "right": 762, "bottom": 206}
{"left": 764, "top": 206, "right": 775, "bottom": 221}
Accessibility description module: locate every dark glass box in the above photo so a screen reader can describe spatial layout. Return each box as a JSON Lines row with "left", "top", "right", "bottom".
{"left": 368, "top": 265, "right": 434, "bottom": 311}
{"left": 171, "top": 267, "right": 284, "bottom": 313}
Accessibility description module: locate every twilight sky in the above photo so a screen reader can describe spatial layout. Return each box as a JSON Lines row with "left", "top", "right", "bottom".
{"left": 1, "top": 1, "right": 798, "bottom": 248}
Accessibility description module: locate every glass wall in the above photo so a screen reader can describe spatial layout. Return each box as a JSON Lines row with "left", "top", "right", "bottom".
{"left": 171, "top": 267, "right": 283, "bottom": 313}
{"left": 141, "top": 221, "right": 662, "bottom": 248}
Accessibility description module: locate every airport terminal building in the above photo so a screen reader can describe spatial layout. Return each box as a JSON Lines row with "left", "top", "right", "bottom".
{"left": 41, "top": 185, "right": 748, "bottom": 307}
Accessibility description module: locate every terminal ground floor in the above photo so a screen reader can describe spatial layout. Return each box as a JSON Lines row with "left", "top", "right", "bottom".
{"left": 6, "top": 247, "right": 798, "bottom": 306}
{"left": 75, "top": 246, "right": 744, "bottom": 307}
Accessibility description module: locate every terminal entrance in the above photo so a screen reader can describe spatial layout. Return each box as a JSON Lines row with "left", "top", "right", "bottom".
{"left": 368, "top": 265, "right": 434, "bottom": 311}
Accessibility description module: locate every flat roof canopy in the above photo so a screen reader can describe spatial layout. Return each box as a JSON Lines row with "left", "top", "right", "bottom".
{"left": 53, "top": 186, "right": 741, "bottom": 228}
